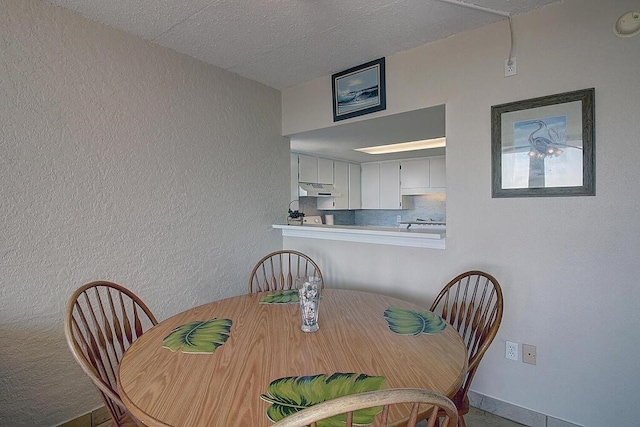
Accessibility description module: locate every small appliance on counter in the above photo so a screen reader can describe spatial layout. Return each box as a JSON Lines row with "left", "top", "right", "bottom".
{"left": 302, "top": 215, "right": 323, "bottom": 225}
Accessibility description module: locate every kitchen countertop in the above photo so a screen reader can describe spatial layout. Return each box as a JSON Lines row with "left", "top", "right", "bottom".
{"left": 273, "top": 223, "right": 446, "bottom": 249}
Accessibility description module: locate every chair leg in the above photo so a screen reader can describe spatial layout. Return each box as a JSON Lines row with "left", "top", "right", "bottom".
{"left": 458, "top": 414, "right": 467, "bottom": 427}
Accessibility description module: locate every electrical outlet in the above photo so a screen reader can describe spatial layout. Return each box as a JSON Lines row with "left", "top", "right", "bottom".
{"left": 505, "top": 341, "right": 518, "bottom": 361}
{"left": 523, "top": 344, "right": 537, "bottom": 365}
{"left": 396, "top": 215, "right": 402, "bottom": 223}
{"left": 504, "top": 57, "right": 517, "bottom": 77}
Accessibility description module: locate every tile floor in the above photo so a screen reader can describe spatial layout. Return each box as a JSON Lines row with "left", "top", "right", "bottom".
{"left": 94, "top": 407, "right": 523, "bottom": 427}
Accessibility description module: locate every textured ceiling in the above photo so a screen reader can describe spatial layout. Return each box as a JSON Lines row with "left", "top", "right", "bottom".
{"left": 44, "top": 0, "right": 560, "bottom": 90}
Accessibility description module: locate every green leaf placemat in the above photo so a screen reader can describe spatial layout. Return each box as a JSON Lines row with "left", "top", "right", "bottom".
{"left": 162, "top": 318, "right": 232, "bottom": 354}
{"left": 259, "top": 289, "right": 299, "bottom": 304}
{"left": 383, "top": 307, "right": 446, "bottom": 335}
{"left": 260, "top": 373, "right": 386, "bottom": 425}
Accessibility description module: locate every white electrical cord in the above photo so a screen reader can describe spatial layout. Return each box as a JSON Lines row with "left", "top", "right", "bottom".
{"left": 507, "top": 15, "right": 514, "bottom": 66}
{"left": 431, "top": 0, "right": 510, "bottom": 17}
{"left": 431, "top": 0, "right": 514, "bottom": 64}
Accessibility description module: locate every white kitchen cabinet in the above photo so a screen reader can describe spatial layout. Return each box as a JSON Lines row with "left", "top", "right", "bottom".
{"left": 361, "top": 163, "right": 380, "bottom": 209}
{"left": 429, "top": 155, "right": 446, "bottom": 189}
{"left": 379, "top": 161, "right": 401, "bottom": 209}
{"left": 333, "top": 161, "right": 349, "bottom": 209}
{"left": 401, "top": 158, "right": 430, "bottom": 195}
{"left": 297, "top": 154, "right": 316, "bottom": 183}
{"left": 318, "top": 162, "right": 362, "bottom": 210}
{"left": 318, "top": 157, "right": 334, "bottom": 184}
{"left": 348, "top": 163, "right": 361, "bottom": 209}
{"left": 400, "top": 156, "right": 446, "bottom": 195}
{"left": 290, "top": 153, "right": 300, "bottom": 209}
{"left": 317, "top": 160, "right": 348, "bottom": 210}
{"left": 298, "top": 154, "right": 333, "bottom": 184}
{"left": 361, "top": 161, "right": 402, "bottom": 209}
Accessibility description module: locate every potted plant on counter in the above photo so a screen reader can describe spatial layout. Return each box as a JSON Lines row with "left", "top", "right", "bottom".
{"left": 287, "top": 200, "right": 305, "bottom": 225}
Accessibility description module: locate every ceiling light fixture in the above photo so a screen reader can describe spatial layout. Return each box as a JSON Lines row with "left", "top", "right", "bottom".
{"left": 614, "top": 11, "right": 640, "bottom": 37}
{"left": 354, "top": 137, "right": 446, "bottom": 155}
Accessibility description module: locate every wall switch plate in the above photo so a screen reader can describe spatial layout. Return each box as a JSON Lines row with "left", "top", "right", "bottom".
{"left": 523, "top": 344, "right": 537, "bottom": 365}
{"left": 504, "top": 57, "right": 517, "bottom": 76}
{"left": 505, "top": 341, "right": 518, "bottom": 361}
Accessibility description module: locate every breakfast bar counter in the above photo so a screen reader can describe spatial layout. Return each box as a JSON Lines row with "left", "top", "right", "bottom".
{"left": 272, "top": 224, "right": 446, "bottom": 249}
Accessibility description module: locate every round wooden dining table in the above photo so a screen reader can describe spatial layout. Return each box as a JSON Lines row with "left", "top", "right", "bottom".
{"left": 117, "top": 289, "right": 468, "bottom": 426}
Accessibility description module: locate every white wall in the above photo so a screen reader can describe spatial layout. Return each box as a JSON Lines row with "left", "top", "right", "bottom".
{"left": 0, "top": 1, "right": 288, "bottom": 425}
{"left": 282, "top": 1, "right": 640, "bottom": 425}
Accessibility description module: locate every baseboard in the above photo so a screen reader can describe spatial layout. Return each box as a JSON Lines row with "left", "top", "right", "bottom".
{"left": 58, "top": 406, "right": 110, "bottom": 427}
{"left": 468, "top": 391, "right": 581, "bottom": 427}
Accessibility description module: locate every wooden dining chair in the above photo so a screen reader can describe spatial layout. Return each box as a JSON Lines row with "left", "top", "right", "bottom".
{"left": 248, "top": 250, "right": 324, "bottom": 293}
{"left": 65, "top": 281, "right": 158, "bottom": 427}
{"left": 271, "top": 388, "right": 458, "bottom": 427}
{"left": 428, "top": 270, "right": 503, "bottom": 427}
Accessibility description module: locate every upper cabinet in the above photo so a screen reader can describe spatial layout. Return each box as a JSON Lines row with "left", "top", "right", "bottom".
{"left": 400, "top": 156, "right": 445, "bottom": 195}
{"left": 400, "top": 158, "right": 429, "bottom": 194}
{"left": 291, "top": 153, "right": 300, "bottom": 208}
{"left": 318, "top": 158, "right": 334, "bottom": 184}
{"left": 428, "top": 155, "right": 446, "bottom": 189}
{"left": 293, "top": 152, "right": 445, "bottom": 212}
{"left": 333, "top": 161, "right": 349, "bottom": 210}
{"left": 361, "top": 163, "right": 380, "bottom": 209}
{"left": 317, "top": 160, "right": 361, "bottom": 210}
{"left": 361, "top": 161, "right": 403, "bottom": 209}
{"left": 317, "top": 160, "right": 345, "bottom": 210}
{"left": 380, "top": 161, "right": 402, "bottom": 209}
{"left": 298, "top": 153, "right": 333, "bottom": 184}
{"left": 348, "top": 163, "right": 361, "bottom": 210}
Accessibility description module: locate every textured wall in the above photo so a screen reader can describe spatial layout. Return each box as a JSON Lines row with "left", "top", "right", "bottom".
{"left": 283, "top": 1, "right": 640, "bottom": 425}
{"left": 0, "top": 1, "right": 287, "bottom": 425}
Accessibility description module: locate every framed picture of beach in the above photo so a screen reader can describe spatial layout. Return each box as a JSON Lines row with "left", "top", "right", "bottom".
{"left": 491, "top": 88, "right": 595, "bottom": 198}
{"left": 332, "top": 57, "right": 386, "bottom": 122}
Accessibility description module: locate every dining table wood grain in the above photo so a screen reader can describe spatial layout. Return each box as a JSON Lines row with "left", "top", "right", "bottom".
{"left": 117, "top": 288, "right": 468, "bottom": 426}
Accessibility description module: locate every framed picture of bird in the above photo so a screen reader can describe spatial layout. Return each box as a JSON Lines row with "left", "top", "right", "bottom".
{"left": 491, "top": 88, "right": 595, "bottom": 197}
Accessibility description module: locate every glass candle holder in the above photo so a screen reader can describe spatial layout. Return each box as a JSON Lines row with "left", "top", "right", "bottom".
{"left": 296, "top": 276, "right": 321, "bottom": 332}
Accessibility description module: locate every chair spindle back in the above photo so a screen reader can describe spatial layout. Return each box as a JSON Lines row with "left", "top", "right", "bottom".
{"left": 65, "top": 281, "right": 157, "bottom": 426}
{"left": 249, "top": 250, "right": 324, "bottom": 293}
{"left": 430, "top": 270, "right": 503, "bottom": 399}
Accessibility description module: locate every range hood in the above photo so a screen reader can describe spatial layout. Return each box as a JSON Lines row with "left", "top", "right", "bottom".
{"left": 298, "top": 183, "right": 341, "bottom": 197}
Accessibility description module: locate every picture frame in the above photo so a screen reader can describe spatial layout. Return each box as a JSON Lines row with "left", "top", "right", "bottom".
{"left": 332, "top": 57, "right": 386, "bottom": 122}
{"left": 491, "top": 88, "right": 595, "bottom": 198}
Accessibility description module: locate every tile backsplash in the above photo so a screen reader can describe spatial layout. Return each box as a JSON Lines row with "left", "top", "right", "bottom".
{"left": 299, "top": 194, "right": 445, "bottom": 226}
